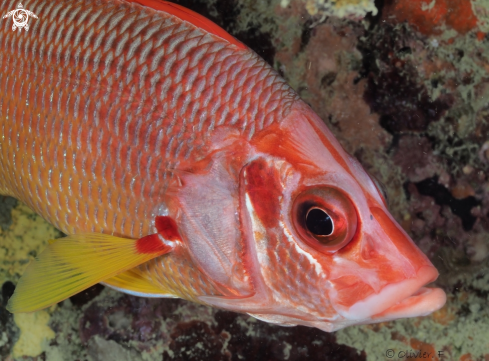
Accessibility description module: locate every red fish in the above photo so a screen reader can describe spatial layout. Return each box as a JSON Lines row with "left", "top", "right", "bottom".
{"left": 1, "top": 0, "right": 445, "bottom": 331}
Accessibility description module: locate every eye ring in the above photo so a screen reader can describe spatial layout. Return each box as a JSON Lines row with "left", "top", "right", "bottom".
{"left": 305, "top": 207, "right": 334, "bottom": 237}
{"left": 292, "top": 187, "right": 357, "bottom": 253}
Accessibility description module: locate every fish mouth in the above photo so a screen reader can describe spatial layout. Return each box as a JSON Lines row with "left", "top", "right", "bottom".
{"left": 343, "top": 265, "right": 446, "bottom": 322}
{"left": 371, "top": 286, "right": 446, "bottom": 321}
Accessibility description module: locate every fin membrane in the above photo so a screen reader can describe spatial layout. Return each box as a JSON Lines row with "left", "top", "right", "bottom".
{"left": 103, "top": 268, "right": 178, "bottom": 298}
{"left": 7, "top": 233, "right": 172, "bottom": 313}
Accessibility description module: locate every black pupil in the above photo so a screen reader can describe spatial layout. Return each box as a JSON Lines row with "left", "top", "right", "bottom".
{"left": 306, "top": 208, "right": 333, "bottom": 236}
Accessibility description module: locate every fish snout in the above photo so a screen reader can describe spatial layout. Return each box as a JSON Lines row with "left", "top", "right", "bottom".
{"left": 343, "top": 265, "right": 444, "bottom": 320}
{"left": 328, "top": 206, "right": 447, "bottom": 326}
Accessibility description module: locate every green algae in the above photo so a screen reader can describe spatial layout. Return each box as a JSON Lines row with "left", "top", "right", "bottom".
{"left": 299, "top": 0, "right": 377, "bottom": 18}
{"left": 0, "top": 197, "right": 17, "bottom": 232}
{"left": 12, "top": 310, "right": 55, "bottom": 358}
{"left": 0, "top": 201, "right": 62, "bottom": 287}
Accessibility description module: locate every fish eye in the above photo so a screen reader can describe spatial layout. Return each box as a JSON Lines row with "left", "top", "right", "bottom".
{"left": 305, "top": 208, "right": 334, "bottom": 236}
{"left": 292, "top": 187, "right": 357, "bottom": 253}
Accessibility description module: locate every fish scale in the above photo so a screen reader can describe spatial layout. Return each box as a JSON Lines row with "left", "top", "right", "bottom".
{"left": 2, "top": 0, "right": 447, "bottom": 330}
{"left": 0, "top": 0, "right": 295, "bottom": 235}
{"left": 0, "top": 0, "right": 296, "bottom": 300}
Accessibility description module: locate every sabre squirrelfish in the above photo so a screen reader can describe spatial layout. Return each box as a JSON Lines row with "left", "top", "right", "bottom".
{"left": 1, "top": 0, "right": 446, "bottom": 331}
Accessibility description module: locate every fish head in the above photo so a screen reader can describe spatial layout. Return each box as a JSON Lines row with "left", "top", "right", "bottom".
{"left": 238, "top": 101, "right": 447, "bottom": 331}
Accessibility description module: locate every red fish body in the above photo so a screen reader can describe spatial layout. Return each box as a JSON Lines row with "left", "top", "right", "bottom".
{"left": 1, "top": 0, "right": 446, "bottom": 331}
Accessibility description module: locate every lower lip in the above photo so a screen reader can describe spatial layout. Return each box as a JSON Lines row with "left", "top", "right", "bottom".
{"left": 337, "top": 266, "right": 443, "bottom": 320}
{"left": 372, "top": 286, "right": 447, "bottom": 320}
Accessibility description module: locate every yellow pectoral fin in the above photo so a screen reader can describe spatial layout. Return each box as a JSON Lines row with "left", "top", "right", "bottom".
{"left": 7, "top": 233, "right": 173, "bottom": 313}
{"left": 103, "top": 268, "right": 179, "bottom": 298}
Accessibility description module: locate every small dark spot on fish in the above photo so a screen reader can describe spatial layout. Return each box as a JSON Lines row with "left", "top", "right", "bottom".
{"left": 370, "top": 214, "right": 373, "bottom": 220}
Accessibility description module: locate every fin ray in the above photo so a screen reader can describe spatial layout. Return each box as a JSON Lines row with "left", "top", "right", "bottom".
{"left": 103, "top": 268, "right": 179, "bottom": 298}
{"left": 7, "top": 233, "right": 172, "bottom": 313}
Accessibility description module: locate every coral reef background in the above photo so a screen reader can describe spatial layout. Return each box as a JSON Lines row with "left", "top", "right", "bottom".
{"left": 1, "top": 0, "right": 489, "bottom": 360}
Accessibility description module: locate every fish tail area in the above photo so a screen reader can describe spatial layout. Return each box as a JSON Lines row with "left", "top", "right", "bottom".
{"left": 7, "top": 233, "right": 173, "bottom": 313}
{"left": 103, "top": 268, "right": 179, "bottom": 298}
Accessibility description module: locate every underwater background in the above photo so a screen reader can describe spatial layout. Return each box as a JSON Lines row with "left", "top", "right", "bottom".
{"left": 1, "top": 0, "right": 488, "bottom": 360}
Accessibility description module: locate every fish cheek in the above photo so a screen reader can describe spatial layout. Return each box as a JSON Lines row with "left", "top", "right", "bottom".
{"left": 239, "top": 160, "right": 338, "bottom": 319}
{"left": 241, "top": 158, "right": 283, "bottom": 229}
{"left": 165, "top": 157, "right": 252, "bottom": 295}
